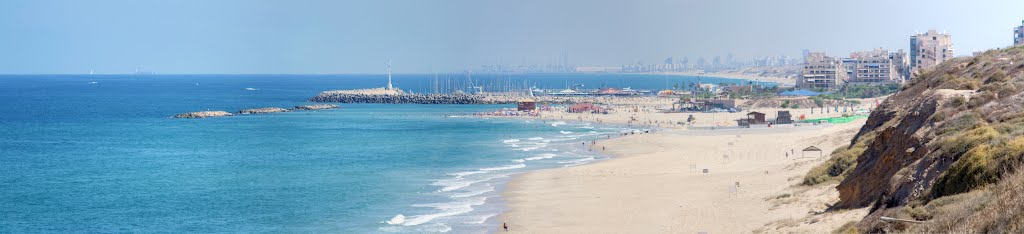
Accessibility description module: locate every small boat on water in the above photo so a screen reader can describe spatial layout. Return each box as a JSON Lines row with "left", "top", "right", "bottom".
{"left": 244, "top": 87, "right": 259, "bottom": 91}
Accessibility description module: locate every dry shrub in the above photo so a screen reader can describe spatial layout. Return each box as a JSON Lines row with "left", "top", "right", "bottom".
{"left": 937, "top": 125, "right": 998, "bottom": 159}
{"left": 933, "top": 144, "right": 998, "bottom": 196}
{"left": 913, "top": 169, "right": 1024, "bottom": 233}
{"left": 936, "top": 111, "right": 982, "bottom": 136}
{"left": 968, "top": 91, "right": 997, "bottom": 108}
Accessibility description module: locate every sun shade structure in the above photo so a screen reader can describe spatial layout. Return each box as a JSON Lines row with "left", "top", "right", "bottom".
{"left": 802, "top": 146, "right": 823, "bottom": 157}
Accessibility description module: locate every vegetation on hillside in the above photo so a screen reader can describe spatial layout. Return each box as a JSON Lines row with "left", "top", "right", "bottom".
{"left": 813, "top": 46, "right": 1024, "bottom": 232}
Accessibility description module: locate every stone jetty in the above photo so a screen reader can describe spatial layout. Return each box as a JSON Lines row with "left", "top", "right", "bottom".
{"left": 173, "top": 111, "right": 234, "bottom": 118}
{"left": 237, "top": 107, "right": 290, "bottom": 115}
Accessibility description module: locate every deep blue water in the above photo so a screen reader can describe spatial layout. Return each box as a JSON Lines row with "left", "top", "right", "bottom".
{"left": 0, "top": 74, "right": 754, "bottom": 233}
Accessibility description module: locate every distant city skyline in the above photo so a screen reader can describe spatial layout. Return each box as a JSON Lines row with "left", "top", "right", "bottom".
{"left": 1, "top": 0, "right": 1023, "bottom": 74}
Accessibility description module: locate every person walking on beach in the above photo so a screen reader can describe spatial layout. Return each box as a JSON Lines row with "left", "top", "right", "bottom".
{"left": 503, "top": 222, "right": 509, "bottom": 231}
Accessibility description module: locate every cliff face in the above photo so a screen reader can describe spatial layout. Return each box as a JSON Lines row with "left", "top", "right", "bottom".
{"left": 833, "top": 47, "right": 1024, "bottom": 232}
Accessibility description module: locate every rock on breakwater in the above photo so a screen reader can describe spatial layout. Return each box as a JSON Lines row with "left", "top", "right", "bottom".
{"left": 237, "top": 107, "right": 290, "bottom": 115}
{"left": 173, "top": 111, "right": 234, "bottom": 118}
{"left": 292, "top": 104, "right": 339, "bottom": 110}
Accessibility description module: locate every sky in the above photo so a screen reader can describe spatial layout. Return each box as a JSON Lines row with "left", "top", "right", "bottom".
{"left": 1, "top": 0, "right": 1022, "bottom": 74}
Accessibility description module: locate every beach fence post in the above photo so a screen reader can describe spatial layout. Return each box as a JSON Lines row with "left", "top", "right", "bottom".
{"left": 722, "top": 154, "right": 730, "bottom": 164}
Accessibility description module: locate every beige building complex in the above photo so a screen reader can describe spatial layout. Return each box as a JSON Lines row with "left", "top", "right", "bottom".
{"left": 910, "top": 30, "right": 954, "bottom": 77}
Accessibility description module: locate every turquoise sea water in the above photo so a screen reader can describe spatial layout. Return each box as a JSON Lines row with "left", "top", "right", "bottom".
{"left": 0, "top": 74, "right": 757, "bottom": 232}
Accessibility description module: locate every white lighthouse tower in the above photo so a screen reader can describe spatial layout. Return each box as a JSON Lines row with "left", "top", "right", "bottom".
{"left": 386, "top": 60, "right": 394, "bottom": 91}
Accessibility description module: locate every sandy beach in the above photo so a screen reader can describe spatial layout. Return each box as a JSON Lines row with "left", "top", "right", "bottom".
{"left": 498, "top": 117, "right": 868, "bottom": 233}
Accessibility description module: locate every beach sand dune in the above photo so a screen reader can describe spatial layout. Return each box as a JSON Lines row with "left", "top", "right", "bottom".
{"left": 500, "top": 120, "right": 866, "bottom": 233}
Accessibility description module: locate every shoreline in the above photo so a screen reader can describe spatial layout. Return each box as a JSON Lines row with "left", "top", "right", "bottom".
{"left": 497, "top": 118, "right": 868, "bottom": 233}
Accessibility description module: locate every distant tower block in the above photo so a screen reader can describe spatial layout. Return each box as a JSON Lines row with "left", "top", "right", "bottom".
{"left": 386, "top": 60, "right": 394, "bottom": 91}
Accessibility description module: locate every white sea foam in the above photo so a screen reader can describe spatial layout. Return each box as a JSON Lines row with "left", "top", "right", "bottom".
{"left": 521, "top": 146, "right": 541, "bottom": 151}
{"left": 447, "top": 170, "right": 487, "bottom": 178}
{"left": 479, "top": 164, "right": 525, "bottom": 171}
{"left": 464, "top": 213, "right": 499, "bottom": 224}
{"left": 384, "top": 214, "right": 406, "bottom": 225}
{"left": 450, "top": 183, "right": 495, "bottom": 198}
{"left": 502, "top": 139, "right": 520, "bottom": 143}
{"left": 522, "top": 153, "right": 557, "bottom": 161}
{"left": 508, "top": 144, "right": 519, "bottom": 148}
{"left": 560, "top": 130, "right": 573, "bottom": 134}
{"left": 433, "top": 173, "right": 511, "bottom": 192}
{"left": 550, "top": 121, "right": 567, "bottom": 127}
{"left": 402, "top": 197, "right": 487, "bottom": 226}
{"left": 527, "top": 137, "right": 544, "bottom": 141}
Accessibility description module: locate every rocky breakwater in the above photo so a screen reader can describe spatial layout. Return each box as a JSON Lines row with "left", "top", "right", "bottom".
{"left": 292, "top": 104, "right": 339, "bottom": 110}
{"left": 173, "top": 111, "right": 234, "bottom": 118}
{"left": 237, "top": 107, "right": 290, "bottom": 115}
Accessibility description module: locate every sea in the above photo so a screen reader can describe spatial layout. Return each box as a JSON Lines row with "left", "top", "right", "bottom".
{"left": 0, "top": 73, "right": 766, "bottom": 233}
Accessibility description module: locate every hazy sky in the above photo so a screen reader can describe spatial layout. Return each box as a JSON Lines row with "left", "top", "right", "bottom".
{"left": 2, "top": 0, "right": 1022, "bottom": 74}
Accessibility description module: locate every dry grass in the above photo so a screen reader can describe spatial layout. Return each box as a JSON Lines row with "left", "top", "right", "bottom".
{"left": 909, "top": 169, "right": 1024, "bottom": 233}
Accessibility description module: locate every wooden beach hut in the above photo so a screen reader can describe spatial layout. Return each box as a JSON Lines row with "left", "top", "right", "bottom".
{"left": 737, "top": 111, "right": 767, "bottom": 126}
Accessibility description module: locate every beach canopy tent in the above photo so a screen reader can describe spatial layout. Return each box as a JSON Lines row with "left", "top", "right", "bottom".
{"left": 780, "top": 90, "right": 824, "bottom": 96}
{"left": 802, "top": 146, "right": 823, "bottom": 157}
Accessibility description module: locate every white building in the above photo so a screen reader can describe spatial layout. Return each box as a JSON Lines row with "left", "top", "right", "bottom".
{"left": 910, "top": 30, "right": 954, "bottom": 77}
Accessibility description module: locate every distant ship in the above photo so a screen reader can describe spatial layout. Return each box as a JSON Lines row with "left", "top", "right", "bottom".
{"left": 244, "top": 88, "right": 259, "bottom": 91}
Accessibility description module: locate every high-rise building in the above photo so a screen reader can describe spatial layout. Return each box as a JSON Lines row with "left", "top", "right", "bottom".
{"left": 1015, "top": 20, "right": 1024, "bottom": 46}
{"left": 799, "top": 52, "right": 847, "bottom": 90}
{"left": 910, "top": 30, "right": 954, "bottom": 77}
